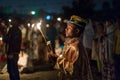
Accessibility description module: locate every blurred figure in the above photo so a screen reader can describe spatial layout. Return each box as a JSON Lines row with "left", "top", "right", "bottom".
{"left": 0, "top": 19, "right": 7, "bottom": 36}
{"left": 101, "top": 20, "right": 116, "bottom": 80}
{"left": 105, "top": 19, "right": 116, "bottom": 60}
{"left": 54, "top": 36, "right": 64, "bottom": 56}
{"left": 83, "top": 19, "right": 95, "bottom": 60}
{"left": 0, "top": 19, "right": 7, "bottom": 74}
{"left": 92, "top": 21, "right": 116, "bottom": 80}
{"left": 1, "top": 51, "right": 29, "bottom": 74}
{"left": 91, "top": 22, "right": 105, "bottom": 80}
{"left": 54, "top": 15, "right": 93, "bottom": 80}
{"left": 18, "top": 51, "right": 28, "bottom": 73}
{"left": 93, "top": 22, "right": 105, "bottom": 69}
{"left": 2, "top": 17, "right": 22, "bottom": 80}
{"left": 113, "top": 19, "right": 120, "bottom": 80}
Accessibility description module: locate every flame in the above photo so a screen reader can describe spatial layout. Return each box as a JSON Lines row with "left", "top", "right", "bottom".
{"left": 37, "top": 20, "right": 42, "bottom": 30}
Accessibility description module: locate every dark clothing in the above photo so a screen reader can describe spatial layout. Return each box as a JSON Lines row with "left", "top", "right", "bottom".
{"left": 3, "top": 26, "right": 22, "bottom": 54}
{"left": 85, "top": 48, "right": 92, "bottom": 60}
{"left": 72, "top": 41, "right": 93, "bottom": 80}
{"left": 113, "top": 54, "right": 120, "bottom": 80}
{"left": 3, "top": 26, "right": 22, "bottom": 80}
{"left": 7, "top": 53, "right": 20, "bottom": 80}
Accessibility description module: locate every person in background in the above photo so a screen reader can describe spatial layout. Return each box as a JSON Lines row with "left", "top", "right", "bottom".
{"left": 113, "top": 19, "right": 120, "bottom": 80}
{"left": 54, "top": 36, "right": 64, "bottom": 57}
{"left": 0, "top": 50, "right": 29, "bottom": 74}
{"left": 102, "top": 19, "right": 116, "bottom": 80}
{"left": 2, "top": 17, "right": 22, "bottom": 80}
{"left": 18, "top": 50, "right": 29, "bottom": 73}
{"left": 91, "top": 22, "right": 105, "bottom": 80}
{"left": 83, "top": 19, "right": 95, "bottom": 60}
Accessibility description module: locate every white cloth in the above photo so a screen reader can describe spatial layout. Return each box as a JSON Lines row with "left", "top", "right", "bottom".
{"left": 18, "top": 52, "right": 28, "bottom": 67}
{"left": 83, "top": 19, "right": 95, "bottom": 49}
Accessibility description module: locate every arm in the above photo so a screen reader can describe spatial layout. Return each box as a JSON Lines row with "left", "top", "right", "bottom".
{"left": 64, "top": 46, "right": 79, "bottom": 69}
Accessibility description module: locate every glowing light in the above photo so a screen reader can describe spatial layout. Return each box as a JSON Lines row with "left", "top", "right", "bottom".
{"left": 8, "top": 19, "right": 12, "bottom": 22}
{"left": 0, "top": 37, "right": 2, "bottom": 40}
{"left": 57, "top": 17, "right": 62, "bottom": 22}
{"left": 37, "top": 20, "right": 42, "bottom": 30}
{"left": 46, "top": 15, "right": 51, "bottom": 20}
{"left": 32, "top": 24, "right": 34, "bottom": 28}
{"left": 27, "top": 23, "right": 30, "bottom": 27}
{"left": 30, "top": 11, "right": 36, "bottom": 15}
{"left": 37, "top": 23, "right": 41, "bottom": 30}
{"left": 46, "top": 24, "right": 50, "bottom": 28}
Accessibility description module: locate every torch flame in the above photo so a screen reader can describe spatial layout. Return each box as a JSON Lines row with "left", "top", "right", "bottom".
{"left": 37, "top": 23, "right": 41, "bottom": 30}
{"left": 37, "top": 20, "right": 42, "bottom": 30}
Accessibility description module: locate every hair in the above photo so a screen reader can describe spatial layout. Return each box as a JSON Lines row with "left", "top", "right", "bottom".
{"left": 73, "top": 23, "right": 86, "bottom": 37}
{"left": 12, "top": 17, "right": 23, "bottom": 26}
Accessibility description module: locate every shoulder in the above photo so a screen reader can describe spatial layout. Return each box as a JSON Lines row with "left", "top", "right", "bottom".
{"left": 69, "top": 42, "right": 80, "bottom": 53}
{"left": 70, "top": 39, "right": 80, "bottom": 48}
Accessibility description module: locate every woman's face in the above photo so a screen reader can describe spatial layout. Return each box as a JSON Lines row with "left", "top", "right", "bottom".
{"left": 65, "top": 23, "right": 74, "bottom": 38}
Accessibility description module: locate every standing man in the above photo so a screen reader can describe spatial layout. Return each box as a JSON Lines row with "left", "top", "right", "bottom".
{"left": 3, "top": 17, "right": 22, "bottom": 80}
{"left": 55, "top": 15, "right": 93, "bottom": 80}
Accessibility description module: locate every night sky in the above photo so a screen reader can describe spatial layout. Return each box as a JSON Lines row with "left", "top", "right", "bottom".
{"left": 0, "top": 0, "right": 112, "bottom": 14}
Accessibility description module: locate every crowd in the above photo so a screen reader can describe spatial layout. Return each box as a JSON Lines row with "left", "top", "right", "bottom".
{"left": 0, "top": 16, "right": 120, "bottom": 80}
{"left": 84, "top": 18, "right": 120, "bottom": 80}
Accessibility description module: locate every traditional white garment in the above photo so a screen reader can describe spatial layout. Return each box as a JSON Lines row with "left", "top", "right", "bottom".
{"left": 83, "top": 19, "right": 95, "bottom": 49}
{"left": 106, "top": 25, "right": 115, "bottom": 60}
